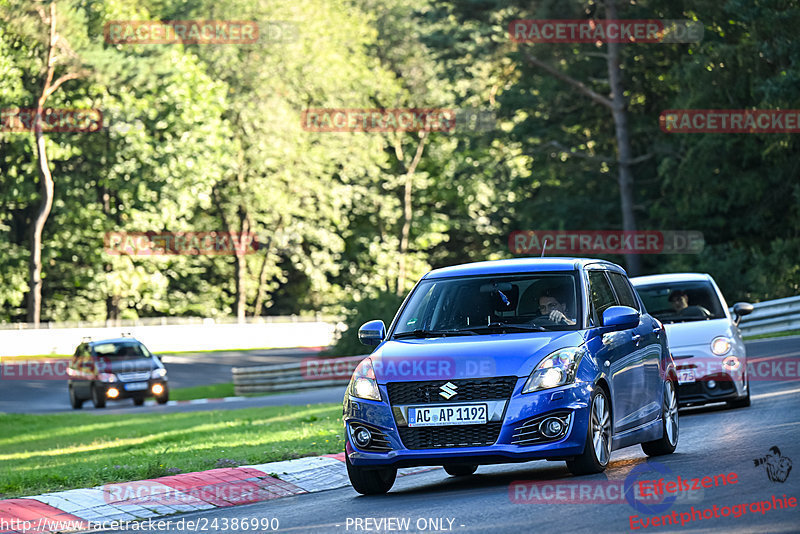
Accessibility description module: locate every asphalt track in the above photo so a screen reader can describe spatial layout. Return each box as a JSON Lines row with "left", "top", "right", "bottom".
{"left": 85, "top": 337, "right": 800, "bottom": 534}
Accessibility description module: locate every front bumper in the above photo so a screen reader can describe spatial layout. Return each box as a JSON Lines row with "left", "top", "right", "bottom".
{"left": 344, "top": 380, "right": 594, "bottom": 468}
{"left": 672, "top": 346, "right": 747, "bottom": 406}
{"left": 95, "top": 379, "right": 168, "bottom": 400}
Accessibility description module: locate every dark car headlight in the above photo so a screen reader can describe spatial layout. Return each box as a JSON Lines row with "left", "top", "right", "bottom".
{"left": 522, "top": 347, "right": 585, "bottom": 394}
{"left": 151, "top": 368, "right": 167, "bottom": 379}
{"left": 347, "top": 358, "right": 382, "bottom": 401}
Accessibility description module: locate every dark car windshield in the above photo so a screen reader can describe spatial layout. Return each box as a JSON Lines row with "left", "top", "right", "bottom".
{"left": 393, "top": 272, "right": 581, "bottom": 336}
{"left": 635, "top": 281, "right": 726, "bottom": 323}
{"left": 92, "top": 341, "right": 151, "bottom": 359}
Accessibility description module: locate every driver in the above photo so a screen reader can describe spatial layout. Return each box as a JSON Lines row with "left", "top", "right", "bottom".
{"left": 668, "top": 290, "right": 689, "bottom": 314}
{"left": 539, "top": 289, "right": 576, "bottom": 326}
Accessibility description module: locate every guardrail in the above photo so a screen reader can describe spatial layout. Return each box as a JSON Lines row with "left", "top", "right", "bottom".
{"left": 0, "top": 314, "right": 340, "bottom": 330}
{"left": 735, "top": 295, "right": 800, "bottom": 338}
{"left": 232, "top": 355, "right": 364, "bottom": 395}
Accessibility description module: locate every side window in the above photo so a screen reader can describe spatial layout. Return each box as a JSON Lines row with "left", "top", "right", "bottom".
{"left": 588, "top": 271, "right": 618, "bottom": 323}
{"left": 608, "top": 272, "right": 639, "bottom": 310}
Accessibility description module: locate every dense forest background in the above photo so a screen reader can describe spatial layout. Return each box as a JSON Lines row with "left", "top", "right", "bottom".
{"left": 1, "top": 1, "right": 798, "bottom": 346}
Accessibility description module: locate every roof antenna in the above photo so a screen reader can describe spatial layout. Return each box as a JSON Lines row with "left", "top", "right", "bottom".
{"left": 541, "top": 239, "right": 549, "bottom": 258}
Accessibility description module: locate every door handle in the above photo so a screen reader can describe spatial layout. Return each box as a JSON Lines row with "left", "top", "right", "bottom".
{"left": 632, "top": 334, "right": 642, "bottom": 346}
{"left": 652, "top": 327, "right": 661, "bottom": 337}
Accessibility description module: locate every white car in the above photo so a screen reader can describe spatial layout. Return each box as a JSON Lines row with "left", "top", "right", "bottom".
{"left": 631, "top": 273, "right": 753, "bottom": 409}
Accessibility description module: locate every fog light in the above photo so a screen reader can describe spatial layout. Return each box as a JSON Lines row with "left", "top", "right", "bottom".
{"left": 540, "top": 417, "right": 565, "bottom": 438}
{"left": 107, "top": 387, "right": 119, "bottom": 399}
{"left": 152, "top": 383, "right": 164, "bottom": 395}
{"left": 708, "top": 380, "right": 717, "bottom": 389}
{"left": 353, "top": 427, "right": 372, "bottom": 447}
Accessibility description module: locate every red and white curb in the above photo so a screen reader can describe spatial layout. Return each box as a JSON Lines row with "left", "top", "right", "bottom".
{"left": 0, "top": 453, "right": 437, "bottom": 534}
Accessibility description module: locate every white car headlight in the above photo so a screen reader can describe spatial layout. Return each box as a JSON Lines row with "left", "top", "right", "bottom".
{"left": 348, "top": 358, "right": 382, "bottom": 401}
{"left": 151, "top": 368, "right": 167, "bottom": 379}
{"left": 522, "top": 347, "right": 585, "bottom": 394}
{"left": 711, "top": 336, "right": 732, "bottom": 356}
{"left": 98, "top": 373, "right": 117, "bottom": 382}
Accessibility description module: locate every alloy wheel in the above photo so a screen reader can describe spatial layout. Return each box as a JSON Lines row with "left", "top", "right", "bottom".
{"left": 591, "top": 392, "right": 611, "bottom": 465}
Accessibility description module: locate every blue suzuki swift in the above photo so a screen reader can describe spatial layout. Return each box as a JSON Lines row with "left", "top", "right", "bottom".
{"left": 343, "top": 258, "right": 679, "bottom": 494}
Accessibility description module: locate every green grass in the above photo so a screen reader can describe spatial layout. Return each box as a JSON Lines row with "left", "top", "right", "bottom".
{"left": 168, "top": 382, "right": 237, "bottom": 401}
{"left": 0, "top": 404, "right": 344, "bottom": 499}
{"left": 744, "top": 329, "right": 800, "bottom": 341}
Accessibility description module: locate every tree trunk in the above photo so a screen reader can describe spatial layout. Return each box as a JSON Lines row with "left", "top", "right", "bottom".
{"left": 27, "top": 122, "right": 54, "bottom": 325}
{"left": 395, "top": 133, "right": 427, "bottom": 296}
{"left": 27, "top": 2, "right": 80, "bottom": 325}
{"left": 605, "top": 0, "right": 641, "bottom": 276}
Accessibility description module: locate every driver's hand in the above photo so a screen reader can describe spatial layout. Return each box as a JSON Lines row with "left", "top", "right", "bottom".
{"left": 549, "top": 310, "right": 568, "bottom": 324}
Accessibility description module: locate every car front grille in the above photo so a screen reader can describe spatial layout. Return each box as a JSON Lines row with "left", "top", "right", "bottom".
{"left": 117, "top": 371, "right": 151, "bottom": 382}
{"left": 398, "top": 422, "right": 503, "bottom": 449}
{"left": 386, "top": 377, "right": 517, "bottom": 405}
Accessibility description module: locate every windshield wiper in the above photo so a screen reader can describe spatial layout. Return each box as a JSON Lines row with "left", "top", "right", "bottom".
{"left": 392, "top": 329, "right": 476, "bottom": 339}
{"left": 460, "top": 322, "right": 546, "bottom": 333}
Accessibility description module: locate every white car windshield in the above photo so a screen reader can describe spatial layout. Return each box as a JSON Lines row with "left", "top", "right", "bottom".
{"left": 636, "top": 281, "right": 726, "bottom": 323}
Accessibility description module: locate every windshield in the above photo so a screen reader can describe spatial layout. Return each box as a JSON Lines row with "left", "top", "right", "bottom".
{"left": 92, "top": 342, "right": 149, "bottom": 359}
{"left": 635, "top": 281, "right": 726, "bottom": 323}
{"left": 393, "top": 272, "right": 581, "bottom": 337}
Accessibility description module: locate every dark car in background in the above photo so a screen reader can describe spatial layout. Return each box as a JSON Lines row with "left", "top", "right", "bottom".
{"left": 67, "top": 337, "right": 169, "bottom": 409}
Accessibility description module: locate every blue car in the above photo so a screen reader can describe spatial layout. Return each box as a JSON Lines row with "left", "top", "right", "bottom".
{"left": 343, "top": 258, "right": 679, "bottom": 494}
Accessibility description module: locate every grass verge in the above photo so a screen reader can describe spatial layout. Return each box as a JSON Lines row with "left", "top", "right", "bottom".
{"left": 168, "top": 382, "right": 237, "bottom": 401}
{"left": 744, "top": 329, "right": 800, "bottom": 341}
{"left": 0, "top": 403, "right": 344, "bottom": 499}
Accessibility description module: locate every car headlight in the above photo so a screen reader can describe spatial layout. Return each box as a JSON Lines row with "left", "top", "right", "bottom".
{"left": 151, "top": 368, "right": 167, "bottom": 379}
{"left": 98, "top": 373, "right": 117, "bottom": 383}
{"left": 522, "top": 347, "right": 585, "bottom": 394}
{"left": 711, "top": 336, "right": 732, "bottom": 356}
{"left": 347, "top": 358, "right": 381, "bottom": 401}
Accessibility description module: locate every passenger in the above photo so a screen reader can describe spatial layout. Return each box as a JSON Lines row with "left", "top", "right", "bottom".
{"left": 668, "top": 290, "right": 689, "bottom": 314}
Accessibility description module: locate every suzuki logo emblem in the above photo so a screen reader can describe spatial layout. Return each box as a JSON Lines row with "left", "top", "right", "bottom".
{"left": 439, "top": 382, "right": 458, "bottom": 399}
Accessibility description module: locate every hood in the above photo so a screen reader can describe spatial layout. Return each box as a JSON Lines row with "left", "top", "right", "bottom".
{"left": 369, "top": 331, "right": 585, "bottom": 383}
{"left": 104, "top": 358, "right": 156, "bottom": 374}
{"left": 663, "top": 318, "right": 733, "bottom": 348}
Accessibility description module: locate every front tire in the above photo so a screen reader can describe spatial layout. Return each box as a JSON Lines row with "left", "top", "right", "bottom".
{"left": 69, "top": 386, "right": 83, "bottom": 410}
{"left": 346, "top": 454, "right": 396, "bottom": 495}
{"left": 133, "top": 396, "right": 145, "bottom": 406}
{"left": 91, "top": 385, "right": 106, "bottom": 409}
{"left": 444, "top": 464, "right": 478, "bottom": 477}
{"left": 566, "top": 387, "right": 611, "bottom": 475}
{"left": 156, "top": 392, "right": 169, "bottom": 405}
{"left": 641, "top": 380, "right": 679, "bottom": 456}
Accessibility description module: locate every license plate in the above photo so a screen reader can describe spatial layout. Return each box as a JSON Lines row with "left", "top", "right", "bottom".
{"left": 408, "top": 404, "right": 487, "bottom": 427}
{"left": 124, "top": 382, "right": 149, "bottom": 391}
{"left": 678, "top": 370, "right": 696, "bottom": 384}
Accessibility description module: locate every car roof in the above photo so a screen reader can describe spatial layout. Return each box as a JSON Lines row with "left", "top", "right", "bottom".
{"left": 424, "top": 257, "right": 625, "bottom": 279}
{"left": 630, "top": 273, "right": 712, "bottom": 285}
{"left": 88, "top": 337, "right": 142, "bottom": 346}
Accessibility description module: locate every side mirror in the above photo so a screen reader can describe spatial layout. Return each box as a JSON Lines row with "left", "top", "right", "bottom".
{"left": 358, "top": 320, "right": 386, "bottom": 346}
{"left": 602, "top": 305, "right": 640, "bottom": 330}
{"left": 732, "top": 302, "right": 754, "bottom": 325}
